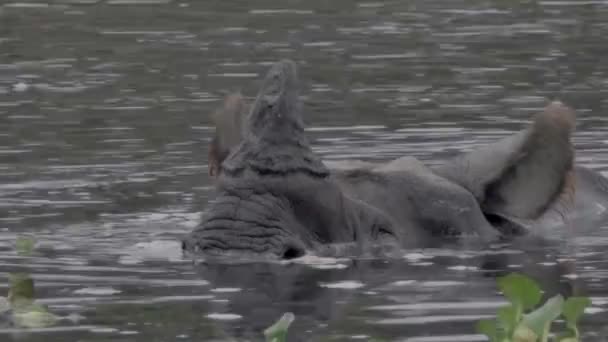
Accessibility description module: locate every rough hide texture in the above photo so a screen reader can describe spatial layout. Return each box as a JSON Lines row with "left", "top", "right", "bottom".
{"left": 433, "top": 101, "right": 576, "bottom": 221}
{"left": 208, "top": 93, "right": 247, "bottom": 177}
{"left": 336, "top": 158, "right": 502, "bottom": 245}
{"left": 221, "top": 60, "right": 329, "bottom": 178}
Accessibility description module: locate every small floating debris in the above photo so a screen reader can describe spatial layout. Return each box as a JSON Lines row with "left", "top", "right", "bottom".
{"left": 205, "top": 313, "right": 242, "bottom": 321}
{"left": 390, "top": 280, "right": 416, "bottom": 286}
{"left": 403, "top": 252, "right": 432, "bottom": 262}
{"left": 538, "top": 262, "right": 557, "bottom": 266}
{"left": 90, "top": 327, "right": 119, "bottom": 333}
{"left": 420, "top": 281, "right": 465, "bottom": 287}
{"left": 411, "top": 261, "right": 434, "bottom": 266}
{"left": 448, "top": 265, "right": 478, "bottom": 271}
{"left": 119, "top": 330, "right": 139, "bottom": 335}
{"left": 318, "top": 281, "right": 365, "bottom": 289}
{"left": 119, "top": 240, "right": 184, "bottom": 264}
{"left": 107, "top": 0, "right": 171, "bottom": 4}
{"left": 210, "top": 299, "right": 229, "bottom": 303}
{"left": 350, "top": 335, "right": 370, "bottom": 340}
{"left": 387, "top": 280, "right": 465, "bottom": 288}
{"left": 73, "top": 287, "right": 121, "bottom": 296}
{"left": 249, "top": 9, "right": 313, "bottom": 15}
{"left": 210, "top": 288, "right": 241, "bottom": 293}
{"left": 12, "top": 82, "right": 28, "bottom": 92}
{"left": 283, "top": 254, "right": 349, "bottom": 270}
{"left": 4, "top": 3, "right": 49, "bottom": 7}
{"left": 563, "top": 273, "right": 579, "bottom": 280}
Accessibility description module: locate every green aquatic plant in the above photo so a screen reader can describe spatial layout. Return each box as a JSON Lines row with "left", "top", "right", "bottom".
{"left": 5, "top": 273, "right": 60, "bottom": 328}
{"left": 2, "top": 236, "right": 60, "bottom": 328}
{"left": 12, "top": 302, "right": 60, "bottom": 329}
{"left": 558, "top": 297, "right": 592, "bottom": 342}
{"left": 477, "top": 273, "right": 591, "bottom": 342}
{"left": 15, "top": 235, "right": 36, "bottom": 256}
{"left": 264, "top": 312, "right": 295, "bottom": 342}
{"left": 8, "top": 273, "right": 35, "bottom": 306}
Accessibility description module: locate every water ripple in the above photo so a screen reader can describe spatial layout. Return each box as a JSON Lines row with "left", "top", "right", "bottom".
{"left": 1, "top": 0, "right": 608, "bottom": 340}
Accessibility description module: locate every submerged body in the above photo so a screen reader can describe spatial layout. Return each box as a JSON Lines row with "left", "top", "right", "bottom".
{"left": 183, "top": 59, "right": 607, "bottom": 261}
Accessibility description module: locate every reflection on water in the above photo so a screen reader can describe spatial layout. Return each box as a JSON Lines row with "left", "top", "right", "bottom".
{"left": 2, "top": 0, "right": 608, "bottom": 341}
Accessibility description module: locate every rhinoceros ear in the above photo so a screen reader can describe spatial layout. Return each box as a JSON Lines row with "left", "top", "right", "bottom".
{"left": 208, "top": 93, "right": 248, "bottom": 177}
{"left": 433, "top": 101, "right": 576, "bottom": 221}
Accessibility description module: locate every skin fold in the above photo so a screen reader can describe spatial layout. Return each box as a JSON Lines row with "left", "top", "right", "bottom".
{"left": 182, "top": 59, "right": 606, "bottom": 261}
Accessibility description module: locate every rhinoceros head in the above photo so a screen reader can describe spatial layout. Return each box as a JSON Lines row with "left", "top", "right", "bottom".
{"left": 182, "top": 60, "right": 388, "bottom": 261}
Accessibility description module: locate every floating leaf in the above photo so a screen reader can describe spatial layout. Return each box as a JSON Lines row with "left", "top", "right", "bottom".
{"left": 15, "top": 236, "right": 36, "bottom": 256}
{"left": 562, "top": 297, "right": 591, "bottom": 328}
{"left": 498, "top": 305, "right": 519, "bottom": 334}
{"left": 522, "top": 294, "right": 564, "bottom": 341}
{"left": 264, "top": 312, "right": 295, "bottom": 342}
{"left": 8, "top": 273, "right": 35, "bottom": 305}
{"left": 498, "top": 273, "right": 542, "bottom": 311}
{"left": 5, "top": 272, "right": 60, "bottom": 329}
{"left": 12, "top": 306, "right": 59, "bottom": 328}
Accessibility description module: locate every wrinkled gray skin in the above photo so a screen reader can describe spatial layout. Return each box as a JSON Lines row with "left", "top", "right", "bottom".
{"left": 182, "top": 59, "right": 608, "bottom": 261}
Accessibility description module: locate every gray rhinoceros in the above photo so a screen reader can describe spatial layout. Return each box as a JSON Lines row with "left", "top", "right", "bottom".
{"left": 182, "top": 59, "right": 608, "bottom": 261}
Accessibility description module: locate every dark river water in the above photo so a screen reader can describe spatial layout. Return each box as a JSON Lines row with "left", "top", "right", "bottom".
{"left": 2, "top": 0, "right": 608, "bottom": 341}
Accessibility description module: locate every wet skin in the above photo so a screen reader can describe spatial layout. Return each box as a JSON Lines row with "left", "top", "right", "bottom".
{"left": 182, "top": 59, "right": 606, "bottom": 261}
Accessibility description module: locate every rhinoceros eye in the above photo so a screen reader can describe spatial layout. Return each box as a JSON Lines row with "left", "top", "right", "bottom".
{"left": 378, "top": 227, "right": 395, "bottom": 239}
{"left": 281, "top": 245, "right": 305, "bottom": 260}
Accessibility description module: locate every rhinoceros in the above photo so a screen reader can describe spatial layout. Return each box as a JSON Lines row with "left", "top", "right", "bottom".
{"left": 182, "top": 59, "right": 608, "bottom": 261}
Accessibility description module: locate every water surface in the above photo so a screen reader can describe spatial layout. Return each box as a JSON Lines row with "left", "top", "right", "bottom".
{"left": 1, "top": 0, "right": 608, "bottom": 341}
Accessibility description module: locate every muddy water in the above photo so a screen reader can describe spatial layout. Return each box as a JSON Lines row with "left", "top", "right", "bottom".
{"left": 1, "top": 0, "right": 608, "bottom": 341}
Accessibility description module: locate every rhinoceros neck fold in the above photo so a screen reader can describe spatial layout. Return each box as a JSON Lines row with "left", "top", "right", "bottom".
{"left": 221, "top": 60, "right": 329, "bottom": 178}
{"left": 221, "top": 134, "right": 329, "bottom": 177}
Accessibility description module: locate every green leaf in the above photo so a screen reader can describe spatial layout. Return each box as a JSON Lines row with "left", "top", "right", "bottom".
{"left": 476, "top": 318, "right": 499, "bottom": 341}
{"left": 15, "top": 236, "right": 36, "bottom": 256}
{"left": 8, "top": 273, "right": 35, "bottom": 305}
{"left": 522, "top": 294, "right": 564, "bottom": 341}
{"left": 12, "top": 307, "right": 59, "bottom": 328}
{"left": 264, "top": 313, "right": 295, "bottom": 342}
{"left": 498, "top": 305, "right": 520, "bottom": 334}
{"left": 562, "top": 297, "right": 591, "bottom": 328}
{"left": 498, "top": 273, "right": 542, "bottom": 311}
